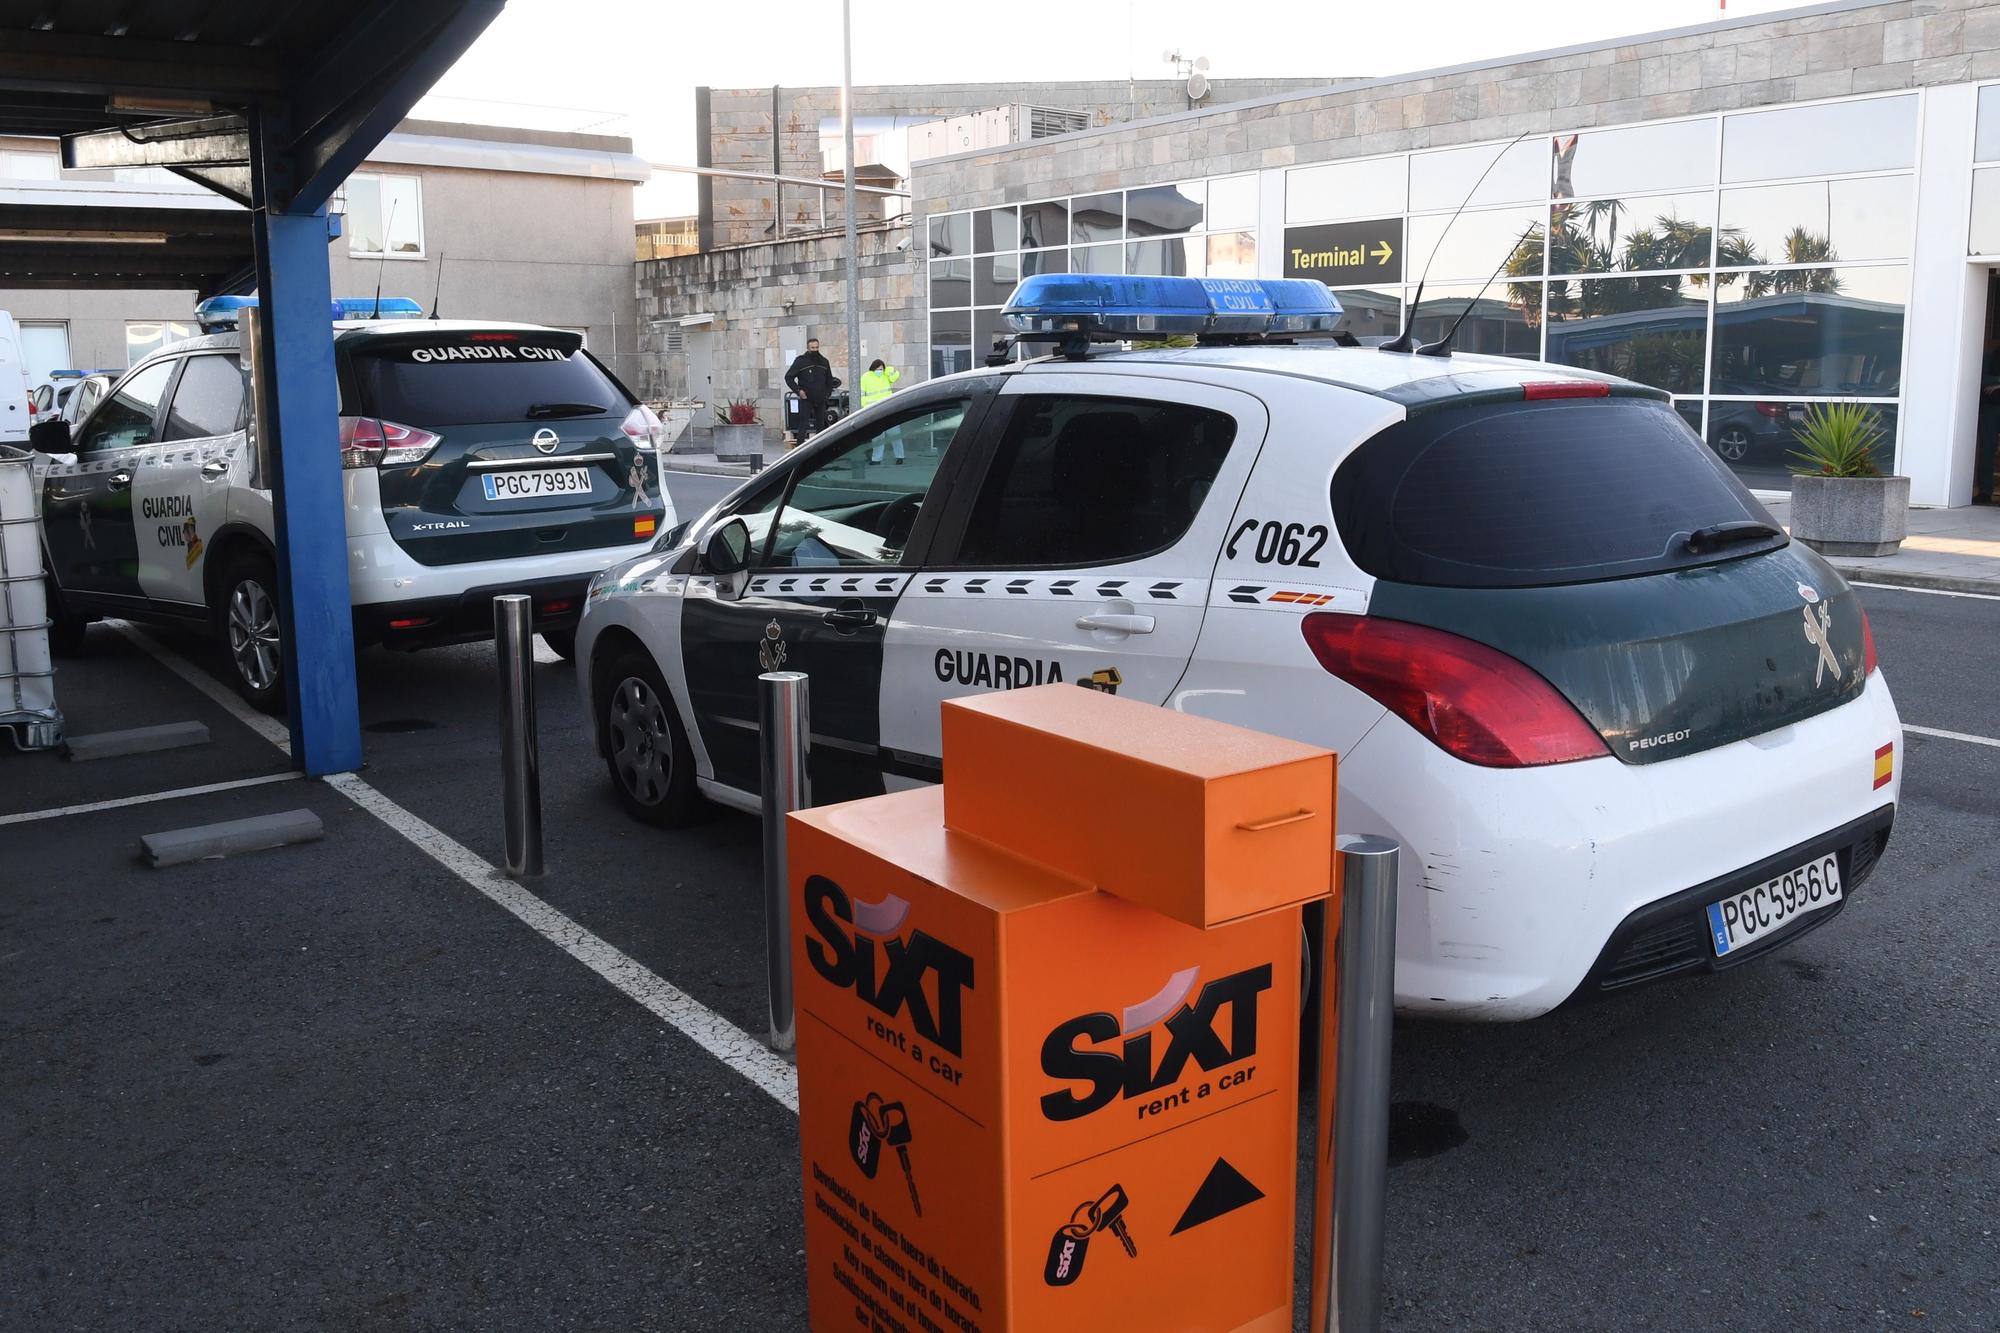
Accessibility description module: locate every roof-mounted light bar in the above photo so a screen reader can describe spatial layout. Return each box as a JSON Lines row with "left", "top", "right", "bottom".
{"left": 194, "top": 293, "right": 428, "bottom": 332}
{"left": 1000, "top": 275, "right": 1344, "bottom": 349}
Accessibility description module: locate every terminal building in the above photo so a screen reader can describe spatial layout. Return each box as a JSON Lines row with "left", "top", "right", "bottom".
{"left": 906, "top": 0, "right": 2000, "bottom": 508}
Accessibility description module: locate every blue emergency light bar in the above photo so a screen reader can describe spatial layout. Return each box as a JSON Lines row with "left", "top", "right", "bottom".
{"left": 195, "top": 294, "right": 427, "bottom": 331}
{"left": 1000, "top": 274, "right": 1343, "bottom": 340}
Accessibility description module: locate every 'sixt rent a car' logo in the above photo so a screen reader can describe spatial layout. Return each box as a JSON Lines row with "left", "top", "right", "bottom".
{"left": 804, "top": 876, "right": 976, "bottom": 1059}
{"left": 1039, "top": 963, "right": 1272, "bottom": 1123}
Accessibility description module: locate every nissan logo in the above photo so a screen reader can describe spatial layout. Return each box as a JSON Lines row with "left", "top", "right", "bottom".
{"left": 531, "top": 428, "right": 561, "bottom": 455}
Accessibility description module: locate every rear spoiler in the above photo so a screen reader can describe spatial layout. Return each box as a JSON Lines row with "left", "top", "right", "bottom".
{"left": 1385, "top": 371, "right": 1671, "bottom": 417}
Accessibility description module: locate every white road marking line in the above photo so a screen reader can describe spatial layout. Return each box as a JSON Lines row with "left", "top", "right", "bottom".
{"left": 108, "top": 621, "right": 292, "bottom": 752}
{"left": 532, "top": 638, "right": 564, "bottom": 666}
{"left": 0, "top": 771, "right": 302, "bottom": 827}
{"left": 326, "top": 771, "right": 798, "bottom": 1111}
{"left": 1905, "top": 724, "right": 2000, "bottom": 750}
{"left": 109, "top": 620, "right": 799, "bottom": 1113}
{"left": 1850, "top": 581, "right": 2000, "bottom": 602}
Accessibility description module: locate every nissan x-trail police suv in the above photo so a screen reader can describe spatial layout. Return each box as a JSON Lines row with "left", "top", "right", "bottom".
{"left": 32, "top": 300, "right": 671, "bottom": 711}
{"left": 576, "top": 276, "right": 1901, "bottom": 1020}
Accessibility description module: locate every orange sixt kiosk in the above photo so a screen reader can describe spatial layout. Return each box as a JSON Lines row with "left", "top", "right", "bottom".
{"left": 790, "top": 684, "right": 1336, "bottom": 1332}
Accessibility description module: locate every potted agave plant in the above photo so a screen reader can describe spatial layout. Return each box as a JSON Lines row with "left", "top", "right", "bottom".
{"left": 711, "top": 398, "right": 764, "bottom": 464}
{"left": 1787, "top": 402, "right": 1909, "bottom": 557}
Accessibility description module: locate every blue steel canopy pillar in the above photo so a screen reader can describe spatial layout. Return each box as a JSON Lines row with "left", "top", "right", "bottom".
{"left": 248, "top": 111, "right": 361, "bottom": 776}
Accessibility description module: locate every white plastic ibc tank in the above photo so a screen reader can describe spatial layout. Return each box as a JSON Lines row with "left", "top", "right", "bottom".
{"left": 0, "top": 443, "right": 61, "bottom": 749}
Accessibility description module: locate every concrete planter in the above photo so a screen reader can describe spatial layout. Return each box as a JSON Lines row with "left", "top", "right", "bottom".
{"left": 712, "top": 421, "right": 765, "bottom": 463}
{"left": 1788, "top": 473, "right": 1911, "bottom": 557}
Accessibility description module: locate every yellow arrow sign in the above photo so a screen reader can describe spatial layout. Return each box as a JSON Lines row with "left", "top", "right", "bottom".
{"left": 1371, "top": 241, "right": 1394, "bottom": 265}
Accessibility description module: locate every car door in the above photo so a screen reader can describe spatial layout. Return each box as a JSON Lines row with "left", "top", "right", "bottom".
{"left": 136, "top": 351, "right": 248, "bottom": 608}
{"left": 40, "top": 357, "right": 177, "bottom": 603}
{"left": 679, "top": 386, "right": 994, "bottom": 802}
{"left": 878, "top": 371, "right": 1270, "bottom": 778}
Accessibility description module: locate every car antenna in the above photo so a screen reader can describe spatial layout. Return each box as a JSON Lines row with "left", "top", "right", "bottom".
{"left": 428, "top": 252, "right": 446, "bottom": 320}
{"left": 370, "top": 198, "right": 398, "bottom": 319}
{"left": 1379, "top": 128, "right": 1534, "bottom": 355}
{"left": 1416, "top": 221, "right": 1541, "bottom": 357}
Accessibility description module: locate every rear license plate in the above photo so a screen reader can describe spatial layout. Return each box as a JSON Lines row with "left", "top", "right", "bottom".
{"left": 482, "top": 467, "right": 592, "bottom": 501}
{"left": 1705, "top": 853, "right": 1842, "bottom": 956}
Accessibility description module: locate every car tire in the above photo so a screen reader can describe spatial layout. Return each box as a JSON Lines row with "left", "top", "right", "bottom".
{"left": 539, "top": 628, "right": 577, "bottom": 661}
{"left": 600, "top": 648, "right": 703, "bottom": 827}
{"left": 43, "top": 573, "right": 91, "bottom": 656}
{"left": 215, "top": 551, "right": 286, "bottom": 715}
{"left": 1715, "top": 427, "right": 1752, "bottom": 462}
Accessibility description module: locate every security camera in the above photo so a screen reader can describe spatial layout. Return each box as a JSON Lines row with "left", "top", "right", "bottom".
{"left": 895, "top": 234, "right": 912, "bottom": 252}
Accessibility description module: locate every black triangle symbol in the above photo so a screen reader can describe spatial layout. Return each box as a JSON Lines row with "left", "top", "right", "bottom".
{"left": 1170, "top": 1156, "right": 1266, "bottom": 1235}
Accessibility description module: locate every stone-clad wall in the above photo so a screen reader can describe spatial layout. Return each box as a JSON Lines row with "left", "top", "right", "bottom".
{"left": 701, "top": 79, "right": 1347, "bottom": 247}
{"left": 636, "top": 223, "right": 920, "bottom": 435}
{"left": 909, "top": 0, "right": 2000, "bottom": 246}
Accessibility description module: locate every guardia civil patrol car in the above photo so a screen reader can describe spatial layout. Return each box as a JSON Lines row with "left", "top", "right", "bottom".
{"left": 29, "top": 295, "right": 671, "bottom": 711}
{"left": 576, "top": 275, "right": 1901, "bottom": 1020}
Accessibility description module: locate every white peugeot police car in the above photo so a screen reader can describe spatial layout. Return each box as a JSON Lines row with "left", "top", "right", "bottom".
{"left": 30, "top": 296, "right": 671, "bottom": 711}
{"left": 576, "top": 275, "right": 1901, "bottom": 1020}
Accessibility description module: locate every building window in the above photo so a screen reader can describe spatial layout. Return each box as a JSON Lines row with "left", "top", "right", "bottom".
{"left": 0, "top": 149, "right": 59, "bottom": 180}
{"left": 347, "top": 173, "right": 424, "bottom": 257}
{"left": 124, "top": 320, "right": 196, "bottom": 365}
{"left": 1720, "top": 96, "right": 1917, "bottom": 184}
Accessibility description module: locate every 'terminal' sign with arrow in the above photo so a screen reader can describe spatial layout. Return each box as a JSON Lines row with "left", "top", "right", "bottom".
{"left": 1284, "top": 218, "right": 1403, "bottom": 286}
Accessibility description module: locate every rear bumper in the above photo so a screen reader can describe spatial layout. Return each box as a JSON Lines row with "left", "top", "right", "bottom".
{"left": 1566, "top": 804, "right": 1894, "bottom": 1003}
{"left": 354, "top": 572, "right": 590, "bottom": 649}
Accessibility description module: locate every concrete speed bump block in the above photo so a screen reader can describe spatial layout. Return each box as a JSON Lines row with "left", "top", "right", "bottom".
{"left": 63, "top": 721, "right": 210, "bottom": 762}
{"left": 141, "top": 809, "right": 324, "bottom": 868}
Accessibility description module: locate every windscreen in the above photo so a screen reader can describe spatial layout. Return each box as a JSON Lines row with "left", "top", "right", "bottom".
{"left": 1332, "top": 397, "right": 1783, "bottom": 588}
{"left": 348, "top": 334, "right": 631, "bottom": 427}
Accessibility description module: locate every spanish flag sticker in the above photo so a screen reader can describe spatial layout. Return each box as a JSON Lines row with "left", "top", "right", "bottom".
{"left": 1873, "top": 742, "right": 1894, "bottom": 790}
{"left": 634, "top": 515, "right": 657, "bottom": 538}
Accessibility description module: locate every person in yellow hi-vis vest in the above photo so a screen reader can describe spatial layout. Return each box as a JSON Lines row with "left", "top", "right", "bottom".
{"left": 862, "top": 359, "right": 905, "bottom": 463}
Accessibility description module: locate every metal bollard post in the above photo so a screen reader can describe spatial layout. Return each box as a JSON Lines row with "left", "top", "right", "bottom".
{"left": 1309, "top": 834, "right": 1401, "bottom": 1333}
{"left": 759, "top": 670, "right": 811, "bottom": 1054}
{"left": 494, "top": 594, "right": 542, "bottom": 877}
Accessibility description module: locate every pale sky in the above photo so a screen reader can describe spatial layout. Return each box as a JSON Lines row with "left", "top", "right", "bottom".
{"left": 418, "top": 0, "right": 1809, "bottom": 219}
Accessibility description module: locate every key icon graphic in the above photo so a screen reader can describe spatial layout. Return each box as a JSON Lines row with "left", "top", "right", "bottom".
{"left": 878, "top": 1101, "right": 922, "bottom": 1217}
{"left": 1043, "top": 1183, "right": 1138, "bottom": 1288}
{"left": 1087, "top": 1184, "right": 1138, "bottom": 1259}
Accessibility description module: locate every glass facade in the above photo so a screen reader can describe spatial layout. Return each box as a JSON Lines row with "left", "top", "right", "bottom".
{"left": 927, "top": 175, "right": 1259, "bottom": 374}
{"left": 1282, "top": 95, "right": 1917, "bottom": 487}
{"left": 926, "top": 91, "right": 1925, "bottom": 488}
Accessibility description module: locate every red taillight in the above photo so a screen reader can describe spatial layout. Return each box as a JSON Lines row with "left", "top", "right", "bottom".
{"left": 540, "top": 599, "right": 573, "bottom": 615}
{"left": 26, "top": 394, "right": 36, "bottom": 418}
{"left": 388, "top": 617, "right": 435, "bottom": 630}
{"left": 1301, "top": 613, "right": 1610, "bottom": 767}
{"left": 621, "top": 403, "right": 665, "bottom": 451}
{"left": 1520, "top": 380, "right": 1609, "bottom": 401}
{"left": 1756, "top": 401, "right": 1788, "bottom": 418}
{"left": 1862, "top": 608, "right": 1877, "bottom": 676}
{"left": 339, "top": 415, "right": 441, "bottom": 468}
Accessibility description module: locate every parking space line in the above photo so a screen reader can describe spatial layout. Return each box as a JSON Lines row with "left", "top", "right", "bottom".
{"left": 1905, "top": 723, "right": 2000, "bottom": 750}
{"left": 1850, "top": 581, "right": 2000, "bottom": 602}
{"left": 108, "top": 620, "right": 800, "bottom": 1114}
{"left": 0, "top": 771, "right": 302, "bottom": 827}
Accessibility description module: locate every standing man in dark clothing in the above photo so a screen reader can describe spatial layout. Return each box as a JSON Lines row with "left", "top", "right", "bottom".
{"left": 1978, "top": 335, "right": 2000, "bottom": 504}
{"left": 785, "top": 337, "right": 838, "bottom": 442}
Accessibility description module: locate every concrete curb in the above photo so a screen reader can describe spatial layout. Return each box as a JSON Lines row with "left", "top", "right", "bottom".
{"left": 1828, "top": 563, "right": 2000, "bottom": 597}
{"left": 661, "top": 457, "right": 758, "bottom": 478}
{"left": 64, "top": 720, "right": 210, "bottom": 762}
{"left": 141, "top": 808, "right": 325, "bottom": 867}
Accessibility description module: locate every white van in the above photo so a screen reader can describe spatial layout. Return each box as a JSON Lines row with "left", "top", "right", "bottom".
{"left": 0, "top": 313, "right": 30, "bottom": 446}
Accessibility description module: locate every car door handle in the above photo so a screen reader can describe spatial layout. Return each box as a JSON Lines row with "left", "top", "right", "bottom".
{"left": 200, "top": 460, "right": 230, "bottom": 479}
{"left": 822, "top": 604, "right": 878, "bottom": 630}
{"left": 106, "top": 471, "right": 132, "bottom": 491}
{"left": 1075, "top": 613, "right": 1155, "bottom": 634}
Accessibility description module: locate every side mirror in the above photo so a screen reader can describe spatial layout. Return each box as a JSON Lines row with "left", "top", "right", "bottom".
{"left": 29, "top": 418, "right": 72, "bottom": 454}
{"left": 704, "top": 517, "right": 751, "bottom": 575}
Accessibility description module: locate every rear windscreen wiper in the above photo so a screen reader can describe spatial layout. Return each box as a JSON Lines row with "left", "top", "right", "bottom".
{"left": 1683, "top": 521, "right": 1783, "bottom": 554}
{"left": 524, "top": 401, "right": 606, "bottom": 419}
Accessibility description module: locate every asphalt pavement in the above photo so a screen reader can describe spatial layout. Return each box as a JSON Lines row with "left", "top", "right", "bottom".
{"left": 3, "top": 471, "right": 1996, "bottom": 1331}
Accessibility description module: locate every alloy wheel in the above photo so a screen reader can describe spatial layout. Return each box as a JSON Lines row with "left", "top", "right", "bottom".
{"left": 1716, "top": 428, "right": 1751, "bottom": 462}
{"left": 227, "top": 578, "right": 281, "bottom": 692}
{"left": 609, "top": 676, "right": 671, "bottom": 804}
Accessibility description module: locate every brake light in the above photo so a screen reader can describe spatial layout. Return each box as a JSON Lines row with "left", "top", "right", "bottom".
{"left": 26, "top": 393, "right": 36, "bottom": 418}
{"left": 621, "top": 402, "right": 666, "bottom": 451}
{"left": 1521, "top": 381, "right": 1609, "bottom": 401}
{"left": 339, "top": 415, "right": 441, "bottom": 468}
{"left": 540, "top": 599, "right": 573, "bottom": 615}
{"left": 1756, "top": 401, "right": 1788, "bottom": 418}
{"left": 1862, "top": 607, "right": 1877, "bottom": 675}
{"left": 1301, "top": 613, "right": 1610, "bottom": 767}
{"left": 471, "top": 332, "right": 518, "bottom": 342}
